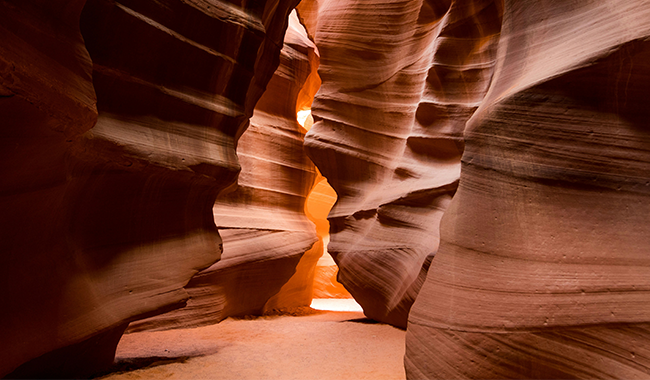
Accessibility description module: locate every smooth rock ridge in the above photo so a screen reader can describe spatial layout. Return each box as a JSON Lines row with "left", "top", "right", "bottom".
{"left": 406, "top": 1, "right": 650, "bottom": 378}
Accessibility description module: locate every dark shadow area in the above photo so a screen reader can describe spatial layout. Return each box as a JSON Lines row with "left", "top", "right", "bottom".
{"left": 228, "top": 306, "right": 328, "bottom": 321}
{"left": 5, "top": 324, "right": 129, "bottom": 380}
{"left": 344, "top": 317, "right": 383, "bottom": 325}
{"left": 90, "top": 355, "right": 193, "bottom": 379}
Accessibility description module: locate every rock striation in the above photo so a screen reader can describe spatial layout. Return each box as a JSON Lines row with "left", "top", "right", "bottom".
{"left": 4, "top": 0, "right": 650, "bottom": 378}
{"left": 303, "top": 0, "right": 501, "bottom": 327}
{"left": 406, "top": 1, "right": 650, "bottom": 378}
{"left": 127, "top": 11, "right": 320, "bottom": 331}
{"left": 0, "top": 0, "right": 298, "bottom": 377}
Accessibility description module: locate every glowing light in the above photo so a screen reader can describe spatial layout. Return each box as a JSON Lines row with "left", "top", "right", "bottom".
{"left": 297, "top": 109, "right": 312, "bottom": 128}
{"left": 310, "top": 298, "right": 364, "bottom": 312}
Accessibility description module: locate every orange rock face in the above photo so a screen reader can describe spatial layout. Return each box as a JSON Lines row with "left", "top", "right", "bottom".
{"left": 0, "top": 0, "right": 298, "bottom": 377}
{"left": 406, "top": 1, "right": 650, "bottom": 378}
{"left": 305, "top": 177, "right": 350, "bottom": 300}
{"left": 302, "top": 0, "right": 501, "bottom": 327}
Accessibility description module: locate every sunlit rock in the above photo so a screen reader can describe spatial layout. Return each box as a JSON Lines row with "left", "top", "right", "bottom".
{"left": 307, "top": 179, "right": 350, "bottom": 300}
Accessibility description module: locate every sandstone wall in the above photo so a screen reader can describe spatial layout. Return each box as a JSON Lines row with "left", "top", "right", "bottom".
{"left": 0, "top": 0, "right": 298, "bottom": 377}
{"left": 302, "top": 0, "right": 501, "bottom": 327}
{"left": 128, "top": 12, "right": 321, "bottom": 330}
{"left": 406, "top": 1, "right": 650, "bottom": 378}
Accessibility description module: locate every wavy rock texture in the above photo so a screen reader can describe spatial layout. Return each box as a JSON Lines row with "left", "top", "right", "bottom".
{"left": 303, "top": 0, "right": 501, "bottom": 327}
{"left": 127, "top": 11, "right": 319, "bottom": 331}
{"left": 0, "top": 0, "right": 298, "bottom": 377}
{"left": 406, "top": 1, "right": 650, "bottom": 378}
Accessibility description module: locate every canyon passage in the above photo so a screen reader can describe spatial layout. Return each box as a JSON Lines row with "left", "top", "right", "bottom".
{"left": 1, "top": 0, "right": 650, "bottom": 379}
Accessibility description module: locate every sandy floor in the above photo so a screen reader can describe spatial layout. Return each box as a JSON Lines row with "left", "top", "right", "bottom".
{"left": 94, "top": 308, "right": 406, "bottom": 380}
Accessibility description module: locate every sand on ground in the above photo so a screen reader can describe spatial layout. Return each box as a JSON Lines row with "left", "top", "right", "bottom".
{"left": 94, "top": 309, "right": 406, "bottom": 380}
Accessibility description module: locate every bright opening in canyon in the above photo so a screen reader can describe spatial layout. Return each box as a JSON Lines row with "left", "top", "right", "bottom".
{"left": 296, "top": 108, "right": 363, "bottom": 312}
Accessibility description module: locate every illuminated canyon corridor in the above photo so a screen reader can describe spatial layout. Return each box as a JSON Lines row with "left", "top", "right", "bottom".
{"left": 92, "top": 151, "right": 406, "bottom": 379}
{"left": 2, "top": 0, "right": 650, "bottom": 379}
{"left": 88, "top": 8, "right": 406, "bottom": 380}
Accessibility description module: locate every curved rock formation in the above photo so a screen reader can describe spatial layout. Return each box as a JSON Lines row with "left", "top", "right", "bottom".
{"left": 303, "top": 0, "right": 501, "bottom": 327}
{"left": 0, "top": 1, "right": 101, "bottom": 377}
{"left": 406, "top": 1, "right": 650, "bottom": 378}
{"left": 0, "top": 0, "right": 298, "bottom": 377}
{"left": 127, "top": 11, "right": 320, "bottom": 331}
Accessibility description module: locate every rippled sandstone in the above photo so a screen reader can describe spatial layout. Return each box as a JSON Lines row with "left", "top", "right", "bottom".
{"left": 4, "top": 0, "right": 650, "bottom": 378}
{"left": 302, "top": 0, "right": 501, "bottom": 327}
{"left": 0, "top": 0, "right": 298, "bottom": 377}
{"left": 129, "top": 12, "right": 320, "bottom": 330}
{"left": 406, "top": 1, "right": 650, "bottom": 378}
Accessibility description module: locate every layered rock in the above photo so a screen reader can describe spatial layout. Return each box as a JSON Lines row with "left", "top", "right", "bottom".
{"left": 0, "top": 0, "right": 298, "bottom": 377}
{"left": 303, "top": 0, "right": 501, "bottom": 327}
{"left": 127, "top": 11, "right": 320, "bottom": 331}
{"left": 406, "top": 1, "right": 650, "bottom": 378}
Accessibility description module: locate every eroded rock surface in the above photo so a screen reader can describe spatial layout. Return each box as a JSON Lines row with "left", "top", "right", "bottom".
{"left": 0, "top": 0, "right": 298, "bottom": 377}
{"left": 406, "top": 1, "right": 650, "bottom": 378}
{"left": 1, "top": 1, "right": 101, "bottom": 377}
{"left": 303, "top": 0, "right": 501, "bottom": 327}
{"left": 127, "top": 11, "right": 320, "bottom": 331}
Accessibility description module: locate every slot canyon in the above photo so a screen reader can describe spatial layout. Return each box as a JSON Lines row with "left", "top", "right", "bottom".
{"left": 1, "top": 0, "right": 649, "bottom": 379}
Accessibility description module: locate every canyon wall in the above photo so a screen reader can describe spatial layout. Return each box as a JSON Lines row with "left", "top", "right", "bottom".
{"left": 302, "top": 0, "right": 501, "bottom": 327}
{"left": 302, "top": 0, "right": 650, "bottom": 376}
{"left": 406, "top": 0, "right": 650, "bottom": 378}
{"left": 128, "top": 11, "right": 321, "bottom": 331}
{"left": 0, "top": 0, "right": 298, "bottom": 377}
{"left": 3, "top": 0, "right": 650, "bottom": 378}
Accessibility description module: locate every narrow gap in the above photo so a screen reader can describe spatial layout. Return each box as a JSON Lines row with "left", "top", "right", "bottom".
{"left": 299, "top": 111, "right": 363, "bottom": 313}
{"left": 86, "top": 7, "right": 406, "bottom": 380}
{"left": 273, "top": 11, "right": 363, "bottom": 313}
